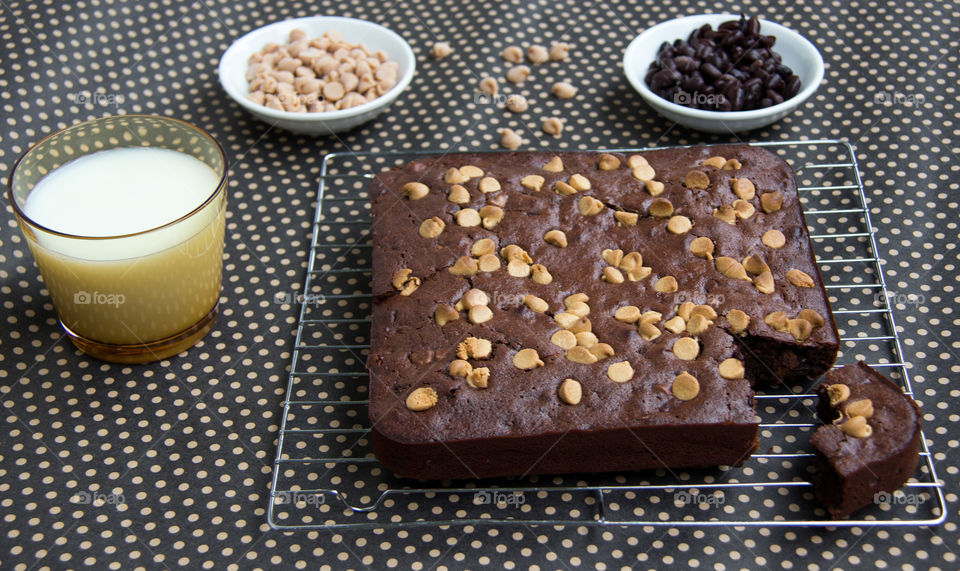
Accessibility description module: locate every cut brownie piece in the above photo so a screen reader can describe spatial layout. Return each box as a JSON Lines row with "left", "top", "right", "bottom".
{"left": 367, "top": 145, "right": 838, "bottom": 480}
{"left": 811, "top": 361, "right": 922, "bottom": 519}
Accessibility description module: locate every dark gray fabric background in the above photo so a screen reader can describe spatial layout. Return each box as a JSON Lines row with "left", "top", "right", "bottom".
{"left": 1, "top": 0, "right": 956, "bottom": 568}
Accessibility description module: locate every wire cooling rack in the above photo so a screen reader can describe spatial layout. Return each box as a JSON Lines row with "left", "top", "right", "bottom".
{"left": 267, "top": 140, "right": 945, "bottom": 530}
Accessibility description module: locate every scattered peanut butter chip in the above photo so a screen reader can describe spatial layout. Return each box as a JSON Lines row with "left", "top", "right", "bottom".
{"left": 845, "top": 398, "right": 875, "bottom": 419}
{"left": 553, "top": 180, "right": 577, "bottom": 196}
{"left": 626, "top": 266, "right": 652, "bottom": 281}
{"left": 558, "top": 378, "right": 582, "bottom": 405}
{"left": 477, "top": 254, "right": 500, "bottom": 272}
{"left": 467, "top": 367, "right": 490, "bottom": 389}
{"left": 715, "top": 256, "right": 750, "bottom": 281}
{"left": 551, "top": 329, "right": 578, "bottom": 350}
{"left": 713, "top": 204, "right": 737, "bottom": 225}
{"left": 449, "top": 256, "right": 479, "bottom": 276}
{"left": 554, "top": 312, "right": 580, "bottom": 329}
{"left": 672, "top": 372, "right": 700, "bottom": 400}
{"left": 667, "top": 215, "right": 692, "bottom": 234}
{"left": 589, "top": 343, "right": 615, "bottom": 360}
{"left": 542, "top": 156, "right": 564, "bottom": 172}
{"left": 753, "top": 270, "right": 775, "bottom": 294}
{"left": 619, "top": 252, "right": 643, "bottom": 271}
{"left": 566, "top": 346, "right": 599, "bottom": 364}
{"left": 676, "top": 302, "right": 695, "bottom": 321}
{"left": 702, "top": 156, "right": 727, "bottom": 169}
{"left": 566, "top": 301, "right": 590, "bottom": 317}
{"left": 731, "top": 177, "right": 756, "bottom": 200}
{"left": 718, "top": 358, "right": 745, "bottom": 379}
{"left": 530, "top": 264, "right": 553, "bottom": 284}
{"left": 663, "top": 316, "right": 686, "bottom": 334}
{"left": 632, "top": 164, "right": 656, "bottom": 181}
{"left": 654, "top": 275, "right": 678, "bottom": 293}
{"left": 461, "top": 288, "right": 490, "bottom": 309}
{"left": 575, "top": 331, "right": 598, "bottom": 347}
{"left": 607, "top": 361, "right": 635, "bottom": 383}
{"left": 733, "top": 199, "right": 755, "bottom": 219}
{"left": 459, "top": 165, "right": 484, "bottom": 178}
{"left": 638, "top": 320, "right": 661, "bottom": 341}
{"left": 401, "top": 182, "right": 429, "bottom": 200}
{"left": 672, "top": 337, "right": 700, "bottom": 361}
{"left": 521, "top": 174, "right": 545, "bottom": 191}
{"left": 406, "top": 387, "right": 438, "bottom": 411}
{"left": 615, "top": 210, "right": 639, "bottom": 226}
{"left": 760, "top": 191, "right": 784, "bottom": 213}
{"left": 627, "top": 155, "right": 649, "bottom": 169}
{"left": 600, "top": 248, "right": 623, "bottom": 267}
{"left": 726, "top": 309, "right": 750, "bottom": 334}
{"left": 762, "top": 229, "right": 786, "bottom": 249}
{"left": 764, "top": 311, "right": 789, "bottom": 332}
{"left": 569, "top": 316, "right": 592, "bottom": 334}
{"left": 449, "top": 359, "right": 473, "bottom": 377}
{"left": 799, "top": 309, "right": 826, "bottom": 328}
{"left": 444, "top": 167, "right": 470, "bottom": 184}
{"left": 689, "top": 237, "right": 714, "bottom": 259}
{"left": 602, "top": 266, "right": 625, "bottom": 284}
{"left": 569, "top": 173, "right": 591, "bottom": 191}
{"left": 454, "top": 208, "right": 482, "bottom": 227}
{"left": 478, "top": 176, "right": 501, "bottom": 193}
{"left": 691, "top": 304, "right": 718, "bottom": 321}
{"left": 448, "top": 184, "right": 470, "bottom": 204}
{"left": 742, "top": 254, "right": 768, "bottom": 275}
{"left": 507, "top": 259, "right": 532, "bottom": 278}
{"left": 391, "top": 268, "right": 413, "bottom": 290}
{"left": 435, "top": 304, "right": 459, "bottom": 326}
{"left": 840, "top": 415, "right": 873, "bottom": 438}
{"left": 479, "top": 205, "right": 505, "bottom": 229}
{"left": 648, "top": 198, "right": 674, "bottom": 218}
{"left": 598, "top": 154, "right": 621, "bottom": 170}
{"left": 826, "top": 384, "right": 851, "bottom": 406}
{"left": 513, "top": 348, "right": 544, "bottom": 370}
{"left": 615, "top": 305, "right": 642, "bottom": 323}
{"left": 787, "top": 317, "right": 813, "bottom": 341}
{"left": 786, "top": 269, "right": 815, "bottom": 288}
{"left": 686, "top": 313, "right": 712, "bottom": 335}
{"left": 544, "top": 229, "right": 568, "bottom": 247}
{"left": 468, "top": 305, "right": 493, "bottom": 324}
{"left": 523, "top": 294, "right": 549, "bottom": 313}
{"left": 471, "top": 238, "right": 496, "bottom": 257}
{"left": 564, "top": 293, "right": 589, "bottom": 306}
{"left": 500, "top": 244, "right": 532, "bottom": 263}
{"left": 639, "top": 310, "right": 663, "bottom": 324}
{"left": 419, "top": 216, "right": 446, "bottom": 238}
{"left": 578, "top": 195, "right": 605, "bottom": 216}
{"left": 391, "top": 269, "right": 421, "bottom": 296}
{"left": 684, "top": 169, "right": 710, "bottom": 189}
{"left": 723, "top": 158, "right": 742, "bottom": 170}
{"left": 458, "top": 336, "right": 492, "bottom": 359}
{"left": 645, "top": 180, "right": 665, "bottom": 196}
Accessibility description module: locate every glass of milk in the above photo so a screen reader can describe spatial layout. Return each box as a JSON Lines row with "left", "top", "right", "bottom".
{"left": 7, "top": 115, "right": 228, "bottom": 363}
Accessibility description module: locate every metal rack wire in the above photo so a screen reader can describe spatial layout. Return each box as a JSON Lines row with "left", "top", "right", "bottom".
{"left": 268, "top": 140, "right": 945, "bottom": 530}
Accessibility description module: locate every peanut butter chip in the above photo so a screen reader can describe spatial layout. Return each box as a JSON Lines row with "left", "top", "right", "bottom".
{"left": 726, "top": 309, "right": 750, "bottom": 333}
{"left": 764, "top": 311, "right": 789, "bottom": 332}
{"left": 419, "top": 216, "right": 446, "bottom": 238}
{"left": 632, "top": 164, "right": 656, "bottom": 181}
{"left": 530, "top": 264, "right": 553, "bottom": 284}
{"left": 448, "top": 185, "right": 470, "bottom": 204}
{"left": 449, "top": 256, "right": 479, "bottom": 276}
{"left": 718, "top": 358, "right": 745, "bottom": 379}
{"left": 589, "top": 343, "right": 615, "bottom": 360}
{"left": 627, "top": 155, "right": 649, "bottom": 169}
{"left": 840, "top": 415, "right": 873, "bottom": 438}
{"left": 733, "top": 199, "right": 755, "bottom": 219}
{"left": 731, "top": 178, "right": 756, "bottom": 200}
{"left": 523, "top": 294, "right": 549, "bottom": 313}
{"left": 521, "top": 174, "right": 545, "bottom": 191}
{"left": 672, "top": 372, "right": 700, "bottom": 401}
{"left": 685, "top": 169, "right": 710, "bottom": 189}
{"left": 479, "top": 205, "right": 505, "bottom": 229}
{"left": 602, "top": 266, "right": 625, "bottom": 284}
{"left": 507, "top": 259, "right": 531, "bottom": 278}
{"left": 554, "top": 312, "right": 580, "bottom": 329}
{"left": 689, "top": 237, "right": 714, "bottom": 259}
{"left": 406, "top": 387, "right": 438, "bottom": 411}
{"left": 459, "top": 165, "right": 484, "bottom": 178}
{"left": 445, "top": 167, "right": 469, "bottom": 184}
{"left": 786, "top": 269, "right": 815, "bottom": 288}
{"left": 564, "top": 293, "right": 589, "bottom": 306}
{"left": 551, "top": 330, "right": 578, "bottom": 350}
{"left": 468, "top": 305, "right": 493, "bottom": 324}
{"left": 619, "top": 252, "right": 643, "bottom": 271}
{"left": 702, "top": 156, "right": 727, "bottom": 169}
{"left": 435, "top": 304, "right": 459, "bottom": 326}
{"left": 846, "top": 398, "right": 875, "bottom": 419}
{"left": 569, "top": 174, "right": 591, "bottom": 191}
{"left": 760, "top": 191, "right": 784, "bottom": 213}
{"left": 648, "top": 198, "right": 674, "bottom": 218}
{"left": 607, "top": 361, "right": 635, "bottom": 383}
{"left": 753, "top": 270, "right": 775, "bottom": 294}
{"left": 458, "top": 336, "right": 492, "bottom": 359}
{"left": 402, "top": 182, "right": 429, "bottom": 200}
{"left": 575, "top": 331, "right": 598, "bottom": 347}
{"left": 501, "top": 244, "right": 532, "bottom": 263}
{"left": 566, "top": 301, "right": 590, "bottom": 317}
{"left": 715, "top": 256, "right": 750, "bottom": 281}
{"left": 455, "top": 208, "right": 482, "bottom": 227}
{"left": 449, "top": 359, "right": 472, "bottom": 377}
{"left": 467, "top": 367, "right": 490, "bottom": 389}
{"left": 391, "top": 268, "right": 413, "bottom": 290}
{"left": 478, "top": 254, "right": 501, "bottom": 272}
{"left": 569, "top": 316, "right": 592, "bottom": 335}
{"left": 461, "top": 288, "right": 490, "bottom": 308}
{"left": 579, "top": 196, "right": 605, "bottom": 216}
{"left": 645, "top": 180, "right": 665, "bottom": 196}
{"left": 672, "top": 337, "right": 700, "bottom": 361}
{"left": 598, "top": 154, "right": 621, "bottom": 170}
{"left": 667, "top": 215, "right": 692, "bottom": 234}
{"left": 654, "top": 275, "right": 678, "bottom": 293}
{"left": 663, "top": 316, "right": 686, "bottom": 334}
{"left": 553, "top": 181, "right": 577, "bottom": 196}
{"left": 691, "top": 304, "right": 718, "bottom": 321}
{"left": 826, "top": 384, "right": 851, "bottom": 406}
{"left": 787, "top": 318, "right": 814, "bottom": 341}
{"left": 799, "top": 309, "right": 826, "bottom": 328}
{"left": 566, "top": 346, "right": 599, "bottom": 364}
{"left": 762, "top": 229, "right": 786, "bottom": 249}
{"left": 471, "top": 238, "right": 495, "bottom": 256}
{"left": 614, "top": 305, "right": 641, "bottom": 323}
{"left": 713, "top": 205, "right": 737, "bottom": 225}
{"left": 544, "top": 229, "right": 568, "bottom": 247}
{"left": 723, "top": 158, "right": 742, "bottom": 170}
{"left": 615, "top": 211, "right": 639, "bottom": 226}
{"left": 558, "top": 378, "right": 582, "bottom": 405}
{"left": 601, "top": 248, "right": 624, "bottom": 267}
{"left": 742, "top": 254, "right": 769, "bottom": 275}
{"left": 391, "top": 268, "right": 421, "bottom": 296}
{"left": 543, "top": 156, "right": 564, "bottom": 172}
{"left": 513, "top": 348, "right": 544, "bottom": 370}
{"left": 686, "top": 314, "right": 712, "bottom": 335}
{"left": 638, "top": 321, "right": 661, "bottom": 341}
{"left": 478, "top": 176, "right": 501, "bottom": 193}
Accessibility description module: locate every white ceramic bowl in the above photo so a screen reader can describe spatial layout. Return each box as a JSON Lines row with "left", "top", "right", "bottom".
{"left": 623, "top": 14, "right": 824, "bottom": 133}
{"left": 218, "top": 16, "right": 415, "bottom": 135}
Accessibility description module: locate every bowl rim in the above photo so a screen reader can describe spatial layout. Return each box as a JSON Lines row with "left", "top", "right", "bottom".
{"left": 623, "top": 14, "right": 824, "bottom": 120}
{"left": 218, "top": 15, "right": 416, "bottom": 123}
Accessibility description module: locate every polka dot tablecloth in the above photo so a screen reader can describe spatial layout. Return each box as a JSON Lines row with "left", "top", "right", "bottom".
{"left": 1, "top": 0, "right": 957, "bottom": 568}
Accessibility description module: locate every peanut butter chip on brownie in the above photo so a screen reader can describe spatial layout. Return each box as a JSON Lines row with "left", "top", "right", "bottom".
{"left": 401, "top": 182, "right": 429, "bottom": 200}
{"left": 478, "top": 254, "right": 500, "bottom": 272}
{"left": 406, "top": 387, "right": 438, "bottom": 411}
{"left": 684, "top": 169, "right": 710, "bottom": 189}
{"left": 615, "top": 211, "right": 639, "bottom": 226}
{"left": 523, "top": 294, "right": 549, "bottom": 313}
{"left": 672, "top": 337, "right": 700, "bottom": 361}
{"left": 544, "top": 229, "right": 568, "bottom": 247}
{"left": 799, "top": 309, "right": 826, "bottom": 328}
{"left": 455, "top": 208, "right": 482, "bottom": 227}
{"left": 419, "top": 216, "right": 446, "bottom": 238}
{"left": 607, "top": 361, "right": 634, "bottom": 383}
{"left": 760, "top": 191, "right": 784, "bottom": 213}
{"left": 566, "top": 346, "right": 599, "bottom": 364}
{"left": 701, "top": 156, "right": 727, "bottom": 169}
{"left": 435, "top": 304, "right": 459, "bottom": 326}
{"left": 726, "top": 309, "right": 750, "bottom": 333}
{"left": 654, "top": 275, "right": 678, "bottom": 293}
{"left": 468, "top": 305, "right": 493, "bottom": 324}
{"left": 723, "top": 158, "right": 742, "bottom": 170}
{"left": 753, "top": 270, "right": 775, "bottom": 294}
{"left": 786, "top": 269, "right": 815, "bottom": 288}
{"left": 543, "top": 156, "right": 564, "bottom": 172}
{"left": 558, "top": 378, "right": 582, "bottom": 405}
{"left": 718, "top": 358, "right": 745, "bottom": 379}
{"left": 569, "top": 173, "right": 591, "bottom": 191}
{"left": 598, "top": 154, "right": 621, "bottom": 170}
{"left": 615, "top": 305, "right": 642, "bottom": 323}
{"left": 467, "top": 367, "right": 490, "bottom": 389}
{"left": 450, "top": 256, "right": 479, "bottom": 276}
{"left": 602, "top": 266, "right": 625, "bottom": 284}
{"left": 553, "top": 181, "right": 577, "bottom": 196}
{"left": 507, "top": 259, "right": 531, "bottom": 278}
{"left": 648, "top": 198, "right": 674, "bottom": 218}
{"left": 840, "top": 415, "right": 873, "bottom": 438}
{"left": 826, "top": 384, "right": 851, "bottom": 406}
{"left": 459, "top": 165, "right": 484, "bottom": 178}
{"left": 715, "top": 257, "right": 750, "bottom": 281}
{"left": 579, "top": 196, "right": 605, "bottom": 216}
{"left": 513, "top": 348, "right": 544, "bottom": 370}
{"left": 645, "top": 180, "right": 665, "bottom": 196}
{"left": 765, "top": 311, "right": 789, "bottom": 332}
{"left": 448, "top": 185, "right": 470, "bottom": 204}
{"left": 731, "top": 178, "right": 756, "bottom": 200}
{"left": 478, "top": 176, "right": 501, "bottom": 193}
{"left": 667, "top": 215, "right": 692, "bottom": 234}
{"left": 762, "top": 229, "right": 786, "bottom": 249}
{"left": 787, "top": 318, "right": 814, "bottom": 341}
{"left": 632, "top": 164, "right": 656, "bottom": 181}
{"left": 520, "top": 174, "right": 545, "bottom": 191}
{"left": 457, "top": 336, "right": 492, "bottom": 359}
{"left": 672, "top": 372, "right": 700, "bottom": 401}
{"left": 845, "top": 398, "right": 875, "bottom": 419}
{"left": 689, "top": 237, "right": 714, "bottom": 259}
{"left": 551, "top": 330, "right": 578, "bottom": 350}
{"left": 449, "top": 359, "right": 472, "bottom": 377}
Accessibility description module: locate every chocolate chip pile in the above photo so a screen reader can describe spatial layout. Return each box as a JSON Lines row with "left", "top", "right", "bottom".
{"left": 644, "top": 15, "right": 802, "bottom": 112}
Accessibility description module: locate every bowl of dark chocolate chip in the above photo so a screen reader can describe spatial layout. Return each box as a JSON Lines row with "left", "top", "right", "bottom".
{"left": 623, "top": 14, "right": 824, "bottom": 133}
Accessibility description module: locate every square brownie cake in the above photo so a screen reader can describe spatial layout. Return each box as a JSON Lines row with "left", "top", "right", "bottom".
{"left": 367, "top": 144, "right": 839, "bottom": 479}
